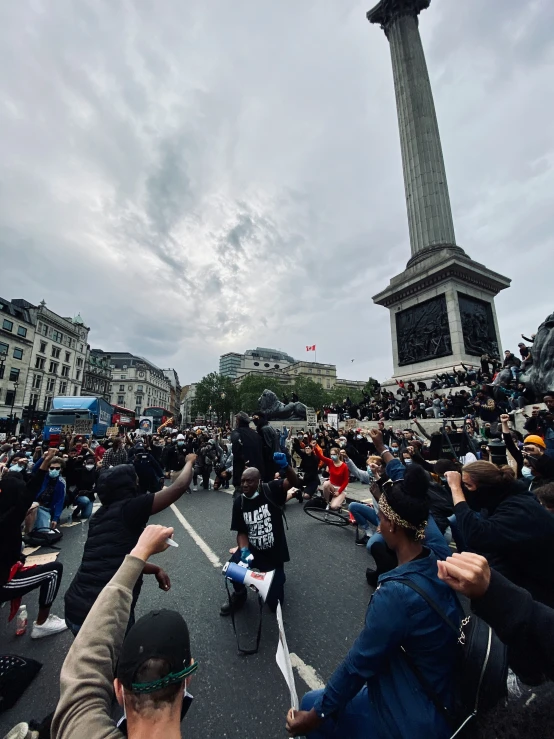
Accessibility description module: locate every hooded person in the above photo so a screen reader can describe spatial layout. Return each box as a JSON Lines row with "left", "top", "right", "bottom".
{"left": 230, "top": 412, "right": 265, "bottom": 491}
{"left": 251, "top": 411, "right": 281, "bottom": 482}
{"left": 64, "top": 453, "right": 197, "bottom": 636}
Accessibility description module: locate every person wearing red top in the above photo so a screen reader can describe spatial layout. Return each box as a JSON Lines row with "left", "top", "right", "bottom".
{"left": 94, "top": 442, "right": 106, "bottom": 463}
{"left": 312, "top": 442, "right": 349, "bottom": 510}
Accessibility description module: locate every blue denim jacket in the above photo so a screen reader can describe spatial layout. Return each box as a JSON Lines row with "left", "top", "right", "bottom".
{"left": 313, "top": 551, "right": 460, "bottom": 738}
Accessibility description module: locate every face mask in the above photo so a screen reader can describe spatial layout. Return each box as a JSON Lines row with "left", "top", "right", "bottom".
{"left": 521, "top": 466, "right": 534, "bottom": 480}
{"left": 49, "top": 469, "right": 61, "bottom": 478}
{"left": 25, "top": 452, "right": 32, "bottom": 457}
{"left": 85, "top": 464, "right": 95, "bottom": 471}
{"left": 331, "top": 454, "right": 339, "bottom": 462}
{"left": 356, "top": 434, "right": 362, "bottom": 440}
{"left": 243, "top": 490, "right": 259, "bottom": 500}
{"left": 59, "top": 446, "right": 65, "bottom": 451}
{"left": 404, "top": 459, "right": 412, "bottom": 465}
{"left": 367, "top": 465, "right": 373, "bottom": 473}
{"left": 391, "top": 447, "right": 398, "bottom": 453}
{"left": 177, "top": 441, "right": 185, "bottom": 447}
{"left": 10, "top": 464, "right": 23, "bottom": 472}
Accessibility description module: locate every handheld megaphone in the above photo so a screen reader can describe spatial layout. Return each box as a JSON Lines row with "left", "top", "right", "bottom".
{"left": 222, "top": 561, "right": 275, "bottom": 602}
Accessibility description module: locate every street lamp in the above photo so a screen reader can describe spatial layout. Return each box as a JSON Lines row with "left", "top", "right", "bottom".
{"left": 9, "top": 379, "right": 19, "bottom": 434}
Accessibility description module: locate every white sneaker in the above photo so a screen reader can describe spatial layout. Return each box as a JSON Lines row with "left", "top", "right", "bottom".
{"left": 3, "top": 723, "right": 38, "bottom": 739}
{"left": 31, "top": 614, "right": 68, "bottom": 639}
{"left": 192, "top": 486, "right": 198, "bottom": 492}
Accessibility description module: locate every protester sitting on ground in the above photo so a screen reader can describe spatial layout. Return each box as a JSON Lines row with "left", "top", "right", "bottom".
{"left": 0, "top": 448, "right": 67, "bottom": 638}
{"left": 31, "top": 454, "right": 66, "bottom": 531}
{"left": 295, "top": 442, "right": 320, "bottom": 500}
{"left": 51, "top": 524, "right": 196, "bottom": 739}
{"left": 445, "top": 462, "right": 554, "bottom": 607}
{"left": 286, "top": 455, "right": 461, "bottom": 739}
{"left": 70, "top": 453, "right": 98, "bottom": 520}
{"left": 63, "top": 454, "right": 196, "bottom": 636}
{"left": 101, "top": 436, "right": 128, "bottom": 468}
{"left": 438, "top": 551, "right": 554, "bottom": 685}
{"left": 311, "top": 441, "right": 349, "bottom": 510}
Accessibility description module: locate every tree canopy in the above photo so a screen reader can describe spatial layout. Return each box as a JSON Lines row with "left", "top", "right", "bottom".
{"left": 193, "top": 372, "right": 238, "bottom": 423}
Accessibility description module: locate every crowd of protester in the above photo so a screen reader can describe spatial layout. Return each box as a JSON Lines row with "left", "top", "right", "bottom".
{"left": 2, "top": 334, "right": 554, "bottom": 736}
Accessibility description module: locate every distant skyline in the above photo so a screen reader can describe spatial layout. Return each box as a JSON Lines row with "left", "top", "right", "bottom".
{"left": 1, "top": 1, "right": 552, "bottom": 385}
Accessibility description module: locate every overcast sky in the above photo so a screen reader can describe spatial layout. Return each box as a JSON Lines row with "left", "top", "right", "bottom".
{"left": 1, "top": 0, "right": 552, "bottom": 386}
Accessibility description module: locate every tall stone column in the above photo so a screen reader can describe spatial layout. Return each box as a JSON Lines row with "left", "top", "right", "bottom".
{"left": 368, "top": 0, "right": 457, "bottom": 266}
{"left": 368, "top": 0, "right": 511, "bottom": 384}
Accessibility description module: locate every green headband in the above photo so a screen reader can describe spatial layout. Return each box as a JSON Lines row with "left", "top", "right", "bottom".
{"left": 131, "top": 660, "right": 198, "bottom": 694}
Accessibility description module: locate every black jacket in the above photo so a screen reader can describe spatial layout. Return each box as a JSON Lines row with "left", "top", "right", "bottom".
{"left": 0, "top": 470, "right": 45, "bottom": 586}
{"left": 455, "top": 481, "right": 554, "bottom": 607}
{"left": 64, "top": 465, "right": 153, "bottom": 624}
{"left": 473, "top": 569, "right": 554, "bottom": 683}
{"left": 231, "top": 426, "right": 265, "bottom": 486}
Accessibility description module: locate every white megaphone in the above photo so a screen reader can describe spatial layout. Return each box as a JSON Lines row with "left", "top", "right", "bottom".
{"left": 222, "top": 561, "right": 275, "bottom": 602}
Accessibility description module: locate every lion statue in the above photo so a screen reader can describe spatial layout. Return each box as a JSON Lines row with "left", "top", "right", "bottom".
{"left": 258, "top": 389, "right": 307, "bottom": 421}
{"left": 520, "top": 312, "right": 554, "bottom": 396}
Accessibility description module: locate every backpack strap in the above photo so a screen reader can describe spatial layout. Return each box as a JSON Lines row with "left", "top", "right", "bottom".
{"left": 397, "top": 578, "right": 460, "bottom": 634}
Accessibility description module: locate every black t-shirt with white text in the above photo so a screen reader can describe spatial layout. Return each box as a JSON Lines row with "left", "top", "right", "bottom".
{"left": 231, "top": 479, "right": 289, "bottom": 571}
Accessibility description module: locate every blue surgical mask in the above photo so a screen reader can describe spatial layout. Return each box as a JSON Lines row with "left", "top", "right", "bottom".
{"left": 521, "top": 466, "right": 534, "bottom": 480}
{"left": 177, "top": 441, "right": 185, "bottom": 447}
{"left": 10, "top": 464, "right": 23, "bottom": 472}
{"left": 404, "top": 459, "right": 412, "bottom": 465}
{"left": 243, "top": 490, "right": 259, "bottom": 500}
{"left": 25, "top": 452, "right": 32, "bottom": 457}
{"left": 49, "top": 469, "right": 61, "bottom": 478}
{"left": 331, "top": 454, "right": 339, "bottom": 462}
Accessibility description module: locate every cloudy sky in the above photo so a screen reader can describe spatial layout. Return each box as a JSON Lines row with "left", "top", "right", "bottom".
{"left": 1, "top": 0, "right": 552, "bottom": 386}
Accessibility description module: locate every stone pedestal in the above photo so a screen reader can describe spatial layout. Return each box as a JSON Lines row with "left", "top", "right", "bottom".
{"left": 373, "top": 249, "right": 509, "bottom": 383}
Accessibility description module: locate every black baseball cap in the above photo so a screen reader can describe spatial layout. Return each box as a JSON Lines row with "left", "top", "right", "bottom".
{"left": 116, "top": 609, "right": 195, "bottom": 693}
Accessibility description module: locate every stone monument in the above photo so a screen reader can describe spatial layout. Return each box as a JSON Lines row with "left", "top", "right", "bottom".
{"left": 368, "top": 0, "right": 511, "bottom": 383}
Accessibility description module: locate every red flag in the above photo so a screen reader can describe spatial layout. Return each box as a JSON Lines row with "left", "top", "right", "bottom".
{"left": 306, "top": 345, "right": 316, "bottom": 351}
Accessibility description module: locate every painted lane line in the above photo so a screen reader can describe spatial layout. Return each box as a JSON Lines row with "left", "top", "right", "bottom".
{"left": 290, "top": 653, "right": 325, "bottom": 691}
{"left": 170, "top": 504, "right": 223, "bottom": 569}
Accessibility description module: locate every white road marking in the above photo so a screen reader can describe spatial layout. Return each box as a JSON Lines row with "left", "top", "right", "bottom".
{"left": 290, "top": 653, "right": 325, "bottom": 691}
{"left": 170, "top": 503, "right": 223, "bottom": 568}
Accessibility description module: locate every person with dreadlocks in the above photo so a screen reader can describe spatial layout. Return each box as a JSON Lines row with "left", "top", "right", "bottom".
{"left": 286, "top": 433, "right": 461, "bottom": 739}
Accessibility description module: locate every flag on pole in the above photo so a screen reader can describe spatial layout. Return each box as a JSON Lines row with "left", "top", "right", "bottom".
{"left": 306, "top": 345, "right": 316, "bottom": 352}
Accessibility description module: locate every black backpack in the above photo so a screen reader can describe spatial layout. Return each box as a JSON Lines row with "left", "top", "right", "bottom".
{"left": 398, "top": 578, "right": 508, "bottom": 737}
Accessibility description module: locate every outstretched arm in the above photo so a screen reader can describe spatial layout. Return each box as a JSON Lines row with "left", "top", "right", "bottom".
{"left": 151, "top": 455, "right": 196, "bottom": 514}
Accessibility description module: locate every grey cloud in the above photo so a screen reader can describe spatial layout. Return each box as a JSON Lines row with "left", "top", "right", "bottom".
{"left": 0, "top": 0, "right": 552, "bottom": 386}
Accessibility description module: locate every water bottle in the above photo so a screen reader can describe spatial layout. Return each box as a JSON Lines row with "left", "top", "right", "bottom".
{"left": 15, "top": 605, "right": 28, "bottom": 636}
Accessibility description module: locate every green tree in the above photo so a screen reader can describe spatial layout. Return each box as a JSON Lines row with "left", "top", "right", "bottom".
{"left": 292, "top": 376, "right": 327, "bottom": 412}
{"left": 194, "top": 373, "right": 238, "bottom": 423}
{"left": 237, "top": 374, "right": 289, "bottom": 415}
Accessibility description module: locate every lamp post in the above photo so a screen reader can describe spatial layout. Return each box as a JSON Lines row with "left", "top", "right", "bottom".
{"left": 9, "top": 379, "right": 19, "bottom": 435}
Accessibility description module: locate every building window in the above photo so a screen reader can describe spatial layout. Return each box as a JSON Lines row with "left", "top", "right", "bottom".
{"left": 77, "top": 357, "right": 83, "bottom": 367}
{"left": 46, "top": 378, "right": 56, "bottom": 392}
{"left": 253, "top": 362, "right": 259, "bottom": 366}
{"left": 39, "top": 341, "right": 47, "bottom": 353}
{"left": 0, "top": 341, "right": 8, "bottom": 356}
{"left": 65, "top": 351, "right": 71, "bottom": 362}
{"left": 61, "top": 365, "right": 70, "bottom": 377}
{"left": 76, "top": 369, "right": 81, "bottom": 379}
{"left": 51, "top": 347, "right": 60, "bottom": 359}
{"left": 136, "top": 395, "right": 143, "bottom": 404}
{"left": 137, "top": 385, "right": 143, "bottom": 391}
{"left": 9, "top": 368, "right": 20, "bottom": 382}
{"left": 119, "top": 384, "right": 125, "bottom": 391}
{"left": 43, "top": 395, "right": 53, "bottom": 411}
{"left": 135, "top": 406, "right": 141, "bottom": 415}
{"left": 49, "top": 361, "right": 59, "bottom": 374}
{"left": 52, "top": 330, "right": 63, "bottom": 343}
{"left": 13, "top": 347, "right": 23, "bottom": 360}
{"left": 5, "top": 389, "right": 15, "bottom": 406}
{"left": 109, "top": 385, "right": 113, "bottom": 392}
{"left": 2, "top": 319, "right": 13, "bottom": 332}
{"left": 30, "top": 393, "right": 39, "bottom": 407}
{"left": 17, "top": 326, "right": 27, "bottom": 337}
{"left": 74, "top": 385, "right": 78, "bottom": 395}
{"left": 117, "top": 395, "right": 125, "bottom": 404}
{"left": 120, "top": 375, "right": 126, "bottom": 380}
{"left": 59, "top": 381, "right": 67, "bottom": 394}
{"left": 35, "top": 356, "right": 45, "bottom": 370}
{"left": 274, "top": 364, "right": 280, "bottom": 369}
{"left": 32, "top": 374, "right": 42, "bottom": 389}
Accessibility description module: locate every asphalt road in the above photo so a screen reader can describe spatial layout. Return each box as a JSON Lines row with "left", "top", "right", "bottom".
{"left": 0, "top": 487, "right": 373, "bottom": 738}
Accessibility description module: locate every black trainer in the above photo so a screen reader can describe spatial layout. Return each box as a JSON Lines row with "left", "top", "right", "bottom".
{"left": 220, "top": 590, "right": 247, "bottom": 617}
{"left": 355, "top": 533, "right": 369, "bottom": 547}
{"left": 366, "top": 567, "right": 379, "bottom": 588}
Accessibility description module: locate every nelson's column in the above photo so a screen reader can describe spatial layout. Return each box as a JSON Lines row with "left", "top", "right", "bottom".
{"left": 368, "top": 0, "right": 511, "bottom": 383}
